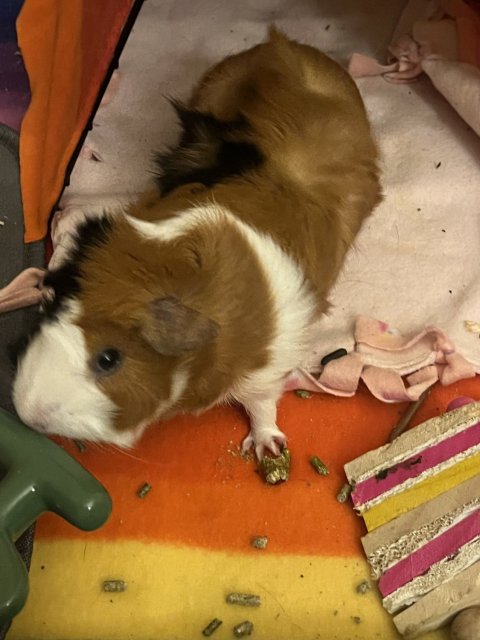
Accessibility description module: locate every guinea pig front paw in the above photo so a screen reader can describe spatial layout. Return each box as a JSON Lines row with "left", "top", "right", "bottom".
{"left": 241, "top": 425, "right": 288, "bottom": 460}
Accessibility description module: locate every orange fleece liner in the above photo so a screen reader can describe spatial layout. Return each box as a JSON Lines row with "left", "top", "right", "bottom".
{"left": 17, "top": 0, "right": 135, "bottom": 243}
{"left": 37, "top": 379, "right": 480, "bottom": 557}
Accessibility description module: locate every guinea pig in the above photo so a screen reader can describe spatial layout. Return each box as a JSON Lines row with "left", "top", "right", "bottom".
{"left": 12, "top": 28, "right": 381, "bottom": 458}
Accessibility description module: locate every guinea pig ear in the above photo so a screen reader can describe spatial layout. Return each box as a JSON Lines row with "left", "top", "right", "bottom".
{"left": 141, "top": 296, "right": 219, "bottom": 356}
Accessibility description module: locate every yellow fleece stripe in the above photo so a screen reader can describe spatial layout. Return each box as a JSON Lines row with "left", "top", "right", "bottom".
{"left": 363, "top": 451, "right": 480, "bottom": 532}
{"left": 9, "top": 540, "right": 448, "bottom": 640}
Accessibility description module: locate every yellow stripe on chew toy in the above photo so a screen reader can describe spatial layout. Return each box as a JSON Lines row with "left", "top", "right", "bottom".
{"left": 362, "top": 450, "right": 480, "bottom": 531}
{"left": 362, "top": 475, "right": 480, "bottom": 565}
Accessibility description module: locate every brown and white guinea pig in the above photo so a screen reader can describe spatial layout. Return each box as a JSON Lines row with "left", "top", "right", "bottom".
{"left": 12, "top": 28, "right": 381, "bottom": 458}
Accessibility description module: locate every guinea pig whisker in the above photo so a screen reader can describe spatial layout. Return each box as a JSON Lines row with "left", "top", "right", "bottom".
{"left": 91, "top": 441, "right": 109, "bottom": 453}
{"left": 109, "top": 444, "right": 148, "bottom": 463}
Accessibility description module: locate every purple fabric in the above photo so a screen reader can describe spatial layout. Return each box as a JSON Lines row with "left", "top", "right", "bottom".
{"left": 0, "top": 1, "right": 30, "bottom": 131}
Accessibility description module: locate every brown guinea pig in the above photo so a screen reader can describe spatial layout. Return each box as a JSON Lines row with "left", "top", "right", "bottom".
{"left": 13, "top": 28, "right": 381, "bottom": 458}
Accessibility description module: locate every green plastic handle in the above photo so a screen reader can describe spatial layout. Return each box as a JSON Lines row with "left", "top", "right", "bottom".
{"left": 0, "top": 408, "right": 112, "bottom": 625}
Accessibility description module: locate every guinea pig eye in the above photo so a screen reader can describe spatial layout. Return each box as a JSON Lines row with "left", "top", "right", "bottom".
{"left": 93, "top": 348, "right": 123, "bottom": 376}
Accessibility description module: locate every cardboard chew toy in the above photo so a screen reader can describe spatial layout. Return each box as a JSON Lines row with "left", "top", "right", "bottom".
{"left": 344, "top": 399, "right": 480, "bottom": 638}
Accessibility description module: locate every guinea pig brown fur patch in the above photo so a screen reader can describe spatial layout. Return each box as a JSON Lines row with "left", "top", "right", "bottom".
{"left": 149, "top": 27, "right": 381, "bottom": 307}
{"left": 75, "top": 215, "right": 274, "bottom": 431}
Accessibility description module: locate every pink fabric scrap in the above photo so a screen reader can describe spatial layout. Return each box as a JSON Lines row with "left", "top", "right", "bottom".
{"left": 287, "top": 316, "right": 476, "bottom": 402}
{"left": 349, "top": 35, "right": 425, "bottom": 84}
{"left": 0, "top": 267, "right": 50, "bottom": 314}
{"left": 348, "top": 0, "right": 480, "bottom": 83}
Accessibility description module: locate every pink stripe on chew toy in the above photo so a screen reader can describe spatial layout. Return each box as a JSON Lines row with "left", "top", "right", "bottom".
{"left": 351, "top": 420, "right": 480, "bottom": 506}
{"left": 378, "top": 508, "right": 480, "bottom": 597}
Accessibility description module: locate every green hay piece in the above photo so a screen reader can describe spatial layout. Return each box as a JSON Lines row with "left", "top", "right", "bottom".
{"left": 102, "top": 580, "right": 127, "bottom": 593}
{"left": 295, "top": 390, "right": 312, "bottom": 399}
{"left": 310, "top": 456, "right": 329, "bottom": 476}
{"left": 260, "top": 449, "right": 291, "bottom": 484}
{"left": 355, "top": 581, "right": 371, "bottom": 595}
{"left": 136, "top": 482, "right": 152, "bottom": 498}
{"left": 336, "top": 482, "right": 352, "bottom": 503}
{"left": 226, "top": 593, "right": 261, "bottom": 607}
{"left": 202, "top": 618, "right": 223, "bottom": 636}
{"left": 233, "top": 620, "right": 254, "bottom": 637}
{"left": 251, "top": 536, "right": 268, "bottom": 549}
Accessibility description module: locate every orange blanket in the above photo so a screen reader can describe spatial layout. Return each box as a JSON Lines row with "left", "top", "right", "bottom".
{"left": 17, "top": 0, "right": 135, "bottom": 243}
